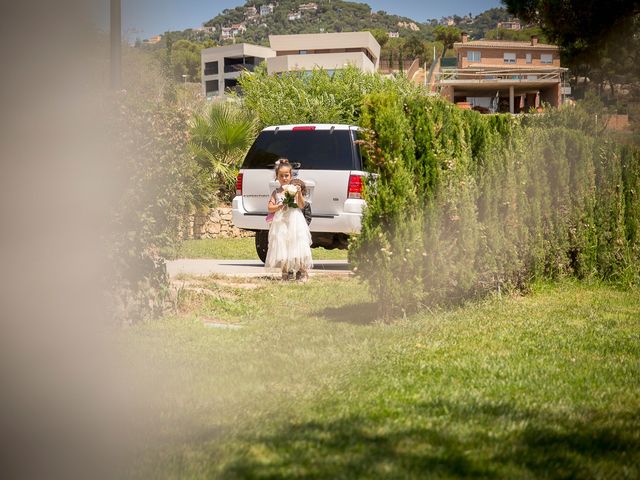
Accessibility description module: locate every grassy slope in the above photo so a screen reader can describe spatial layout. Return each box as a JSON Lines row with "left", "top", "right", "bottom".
{"left": 126, "top": 278, "right": 640, "bottom": 479}
{"left": 177, "top": 238, "right": 348, "bottom": 260}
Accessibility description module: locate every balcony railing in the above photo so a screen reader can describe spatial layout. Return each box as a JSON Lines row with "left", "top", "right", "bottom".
{"left": 437, "top": 68, "right": 565, "bottom": 83}
{"left": 440, "top": 57, "right": 458, "bottom": 68}
{"left": 223, "top": 63, "right": 259, "bottom": 74}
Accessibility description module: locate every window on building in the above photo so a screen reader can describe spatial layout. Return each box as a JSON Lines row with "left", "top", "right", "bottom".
{"left": 205, "top": 80, "right": 219, "bottom": 97}
{"left": 224, "top": 57, "right": 250, "bottom": 73}
{"left": 224, "top": 78, "right": 241, "bottom": 94}
{"left": 526, "top": 53, "right": 532, "bottom": 64}
{"left": 503, "top": 52, "right": 516, "bottom": 64}
{"left": 541, "top": 53, "right": 553, "bottom": 64}
{"left": 299, "top": 50, "right": 307, "bottom": 55}
{"left": 236, "top": 56, "right": 262, "bottom": 72}
{"left": 246, "top": 56, "right": 263, "bottom": 66}
{"left": 204, "top": 61, "right": 218, "bottom": 76}
{"left": 467, "top": 51, "right": 481, "bottom": 62}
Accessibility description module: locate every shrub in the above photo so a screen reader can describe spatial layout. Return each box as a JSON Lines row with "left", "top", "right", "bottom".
{"left": 350, "top": 94, "right": 640, "bottom": 315}
{"left": 349, "top": 93, "right": 424, "bottom": 317}
{"left": 238, "top": 64, "right": 420, "bottom": 127}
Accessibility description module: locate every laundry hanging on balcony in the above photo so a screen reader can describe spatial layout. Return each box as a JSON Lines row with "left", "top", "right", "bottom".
{"left": 490, "top": 90, "right": 499, "bottom": 113}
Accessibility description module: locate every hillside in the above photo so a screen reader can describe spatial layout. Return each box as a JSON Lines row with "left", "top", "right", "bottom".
{"left": 147, "top": 3, "right": 517, "bottom": 49}
{"left": 204, "top": 0, "right": 429, "bottom": 46}
{"left": 141, "top": 2, "right": 520, "bottom": 82}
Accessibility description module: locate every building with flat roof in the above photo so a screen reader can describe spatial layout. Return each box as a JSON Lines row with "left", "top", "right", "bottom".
{"left": 143, "top": 35, "right": 162, "bottom": 45}
{"left": 497, "top": 20, "right": 521, "bottom": 30}
{"left": 201, "top": 32, "right": 381, "bottom": 98}
{"left": 201, "top": 43, "right": 276, "bottom": 99}
{"left": 260, "top": 4, "right": 274, "bottom": 16}
{"left": 436, "top": 33, "right": 567, "bottom": 113}
{"left": 298, "top": 3, "right": 318, "bottom": 11}
{"left": 267, "top": 32, "right": 380, "bottom": 75}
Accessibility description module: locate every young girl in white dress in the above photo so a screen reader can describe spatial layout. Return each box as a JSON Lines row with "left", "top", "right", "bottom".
{"left": 265, "top": 159, "right": 313, "bottom": 281}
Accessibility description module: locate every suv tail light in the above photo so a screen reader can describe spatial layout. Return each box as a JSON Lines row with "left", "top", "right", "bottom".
{"left": 292, "top": 126, "right": 316, "bottom": 131}
{"left": 347, "top": 174, "right": 363, "bottom": 199}
{"left": 235, "top": 173, "right": 243, "bottom": 196}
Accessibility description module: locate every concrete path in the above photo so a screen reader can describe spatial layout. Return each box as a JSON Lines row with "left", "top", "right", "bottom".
{"left": 167, "top": 259, "right": 351, "bottom": 278}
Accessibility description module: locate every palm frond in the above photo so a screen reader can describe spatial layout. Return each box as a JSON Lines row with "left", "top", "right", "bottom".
{"left": 187, "top": 101, "right": 258, "bottom": 201}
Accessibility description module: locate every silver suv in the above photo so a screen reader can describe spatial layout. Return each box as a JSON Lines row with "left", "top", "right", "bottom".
{"left": 232, "top": 124, "right": 366, "bottom": 262}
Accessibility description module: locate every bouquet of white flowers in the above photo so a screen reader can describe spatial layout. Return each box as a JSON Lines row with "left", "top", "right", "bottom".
{"left": 282, "top": 184, "right": 299, "bottom": 208}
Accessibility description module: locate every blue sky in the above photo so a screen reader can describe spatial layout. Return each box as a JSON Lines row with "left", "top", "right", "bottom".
{"left": 108, "top": 0, "right": 503, "bottom": 40}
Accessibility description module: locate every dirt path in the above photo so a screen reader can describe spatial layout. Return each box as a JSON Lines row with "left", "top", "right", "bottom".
{"left": 166, "top": 259, "right": 351, "bottom": 278}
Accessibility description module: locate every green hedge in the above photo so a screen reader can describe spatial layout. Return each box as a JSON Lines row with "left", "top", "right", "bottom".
{"left": 350, "top": 96, "right": 640, "bottom": 316}
{"left": 238, "top": 65, "right": 419, "bottom": 128}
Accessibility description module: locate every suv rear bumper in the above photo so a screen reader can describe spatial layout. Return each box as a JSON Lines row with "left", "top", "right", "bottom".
{"left": 232, "top": 196, "right": 364, "bottom": 234}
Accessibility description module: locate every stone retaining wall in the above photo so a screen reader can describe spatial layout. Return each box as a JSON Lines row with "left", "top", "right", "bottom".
{"left": 182, "top": 206, "right": 254, "bottom": 239}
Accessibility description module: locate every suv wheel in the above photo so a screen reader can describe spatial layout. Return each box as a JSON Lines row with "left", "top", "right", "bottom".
{"left": 255, "top": 230, "right": 269, "bottom": 263}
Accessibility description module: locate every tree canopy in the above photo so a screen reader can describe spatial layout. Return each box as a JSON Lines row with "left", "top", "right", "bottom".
{"left": 503, "top": 0, "right": 640, "bottom": 114}
{"left": 434, "top": 26, "right": 461, "bottom": 59}
{"left": 502, "top": 0, "right": 640, "bottom": 59}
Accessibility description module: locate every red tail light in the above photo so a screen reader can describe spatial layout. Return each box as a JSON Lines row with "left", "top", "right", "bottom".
{"left": 292, "top": 126, "right": 316, "bottom": 131}
{"left": 236, "top": 173, "right": 243, "bottom": 196}
{"left": 347, "top": 174, "right": 363, "bottom": 199}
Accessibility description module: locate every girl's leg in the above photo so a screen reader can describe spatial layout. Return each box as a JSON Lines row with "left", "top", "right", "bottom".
{"left": 297, "top": 268, "right": 308, "bottom": 282}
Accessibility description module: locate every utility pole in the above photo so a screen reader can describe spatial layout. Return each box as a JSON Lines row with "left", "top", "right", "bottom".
{"left": 111, "top": 0, "right": 121, "bottom": 89}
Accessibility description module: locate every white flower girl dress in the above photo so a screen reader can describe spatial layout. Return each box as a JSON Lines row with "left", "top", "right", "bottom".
{"left": 265, "top": 190, "right": 313, "bottom": 273}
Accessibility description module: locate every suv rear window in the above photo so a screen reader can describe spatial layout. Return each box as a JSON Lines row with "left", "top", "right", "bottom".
{"left": 242, "top": 129, "right": 359, "bottom": 170}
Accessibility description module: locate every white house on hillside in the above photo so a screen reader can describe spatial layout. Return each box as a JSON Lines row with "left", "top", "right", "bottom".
{"left": 299, "top": 2, "right": 318, "bottom": 11}
{"left": 260, "top": 4, "right": 274, "bottom": 16}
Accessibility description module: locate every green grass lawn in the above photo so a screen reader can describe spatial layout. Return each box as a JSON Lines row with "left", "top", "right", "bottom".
{"left": 124, "top": 278, "right": 640, "bottom": 479}
{"left": 176, "top": 237, "right": 348, "bottom": 260}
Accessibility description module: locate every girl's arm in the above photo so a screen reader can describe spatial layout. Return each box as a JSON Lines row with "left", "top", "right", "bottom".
{"left": 268, "top": 191, "right": 284, "bottom": 213}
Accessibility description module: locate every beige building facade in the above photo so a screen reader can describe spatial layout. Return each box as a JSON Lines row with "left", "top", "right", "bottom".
{"left": 267, "top": 32, "right": 380, "bottom": 74}
{"left": 438, "top": 34, "right": 567, "bottom": 113}
{"left": 201, "top": 32, "right": 380, "bottom": 98}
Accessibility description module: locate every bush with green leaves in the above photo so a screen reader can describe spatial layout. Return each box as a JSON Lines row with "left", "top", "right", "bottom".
{"left": 351, "top": 96, "right": 640, "bottom": 316}
{"left": 238, "top": 64, "right": 420, "bottom": 127}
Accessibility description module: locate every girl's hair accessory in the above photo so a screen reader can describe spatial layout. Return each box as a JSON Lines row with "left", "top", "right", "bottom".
{"left": 274, "top": 158, "right": 291, "bottom": 175}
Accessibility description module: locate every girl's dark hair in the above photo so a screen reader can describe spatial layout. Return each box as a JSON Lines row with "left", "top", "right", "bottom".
{"left": 274, "top": 158, "right": 292, "bottom": 177}
{"left": 290, "top": 178, "right": 307, "bottom": 195}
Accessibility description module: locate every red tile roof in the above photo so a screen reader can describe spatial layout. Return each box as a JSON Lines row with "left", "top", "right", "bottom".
{"left": 455, "top": 40, "right": 558, "bottom": 50}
